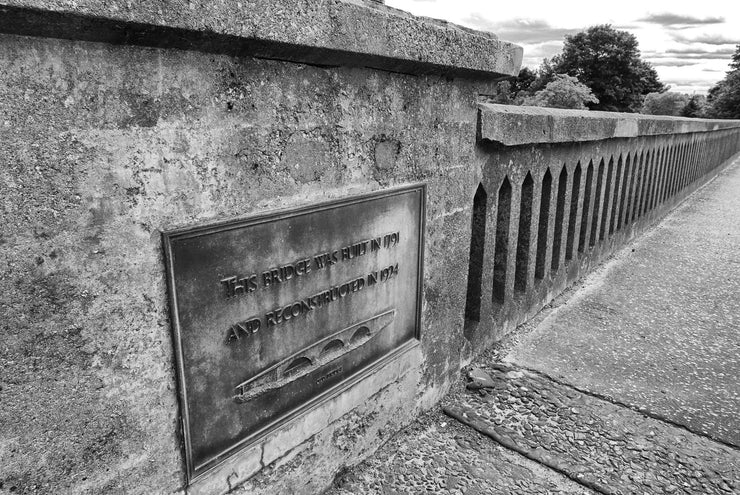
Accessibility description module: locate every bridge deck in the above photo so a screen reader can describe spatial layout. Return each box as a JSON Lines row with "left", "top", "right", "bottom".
{"left": 507, "top": 154, "right": 740, "bottom": 447}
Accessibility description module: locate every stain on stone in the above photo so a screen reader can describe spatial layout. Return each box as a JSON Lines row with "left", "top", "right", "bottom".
{"left": 22, "top": 270, "right": 80, "bottom": 315}
{"left": 89, "top": 197, "right": 117, "bottom": 228}
{"left": 80, "top": 426, "right": 123, "bottom": 464}
{"left": 374, "top": 137, "right": 401, "bottom": 171}
{"left": 332, "top": 410, "right": 378, "bottom": 452}
{"left": 281, "top": 133, "right": 332, "bottom": 184}
{"left": 119, "top": 94, "right": 159, "bottom": 129}
{"left": 125, "top": 186, "right": 141, "bottom": 197}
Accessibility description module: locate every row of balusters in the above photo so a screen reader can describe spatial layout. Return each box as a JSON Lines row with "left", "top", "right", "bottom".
{"left": 465, "top": 130, "right": 740, "bottom": 323}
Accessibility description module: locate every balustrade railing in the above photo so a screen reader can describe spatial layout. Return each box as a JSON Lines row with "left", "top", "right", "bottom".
{"left": 464, "top": 104, "right": 740, "bottom": 346}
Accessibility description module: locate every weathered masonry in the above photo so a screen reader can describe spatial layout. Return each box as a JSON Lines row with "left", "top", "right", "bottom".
{"left": 1, "top": 1, "right": 739, "bottom": 495}
{"left": 0, "top": 2, "right": 522, "bottom": 494}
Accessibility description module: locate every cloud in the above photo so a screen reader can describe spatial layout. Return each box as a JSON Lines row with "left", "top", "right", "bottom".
{"left": 526, "top": 41, "right": 563, "bottom": 57}
{"left": 645, "top": 47, "right": 736, "bottom": 60}
{"left": 521, "top": 42, "right": 564, "bottom": 67}
{"left": 667, "top": 47, "right": 736, "bottom": 54}
{"left": 666, "top": 83, "right": 714, "bottom": 94}
{"left": 650, "top": 54, "right": 733, "bottom": 60}
{"left": 464, "top": 14, "right": 580, "bottom": 44}
{"left": 637, "top": 13, "right": 724, "bottom": 26}
{"left": 663, "top": 77, "right": 716, "bottom": 86}
{"left": 651, "top": 60, "right": 701, "bottom": 67}
{"left": 671, "top": 33, "right": 740, "bottom": 45}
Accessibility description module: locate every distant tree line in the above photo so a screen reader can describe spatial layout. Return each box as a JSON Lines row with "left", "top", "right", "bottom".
{"left": 491, "top": 25, "right": 740, "bottom": 119}
{"left": 640, "top": 92, "right": 706, "bottom": 117}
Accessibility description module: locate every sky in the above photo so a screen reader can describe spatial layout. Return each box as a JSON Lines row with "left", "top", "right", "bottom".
{"left": 386, "top": 0, "right": 740, "bottom": 94}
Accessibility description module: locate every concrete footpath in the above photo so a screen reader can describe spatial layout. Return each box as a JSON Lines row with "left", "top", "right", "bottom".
{"left": 328, "top": 157, "right": 740, "bottom": 494}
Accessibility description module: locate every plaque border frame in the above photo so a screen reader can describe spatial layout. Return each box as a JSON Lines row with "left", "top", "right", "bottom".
{"left": 162, "top": 184, "right": 426, "bottom": 484}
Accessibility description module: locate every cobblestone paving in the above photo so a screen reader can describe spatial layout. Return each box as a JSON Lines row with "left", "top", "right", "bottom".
{"left": 326, "top": 408, "right": 593, "bottom": 495}
{"left": 443, "top": 361, "right": 740, "bottom": 495}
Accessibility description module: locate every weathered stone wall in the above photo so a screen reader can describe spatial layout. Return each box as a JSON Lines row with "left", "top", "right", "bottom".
{"left": 0, "top": 2, "right": 519, "bottom": 492}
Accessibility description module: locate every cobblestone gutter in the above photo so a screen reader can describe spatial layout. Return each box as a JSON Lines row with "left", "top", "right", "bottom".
{"left": 331, "top": 359, "right": 739, "bottom": 495}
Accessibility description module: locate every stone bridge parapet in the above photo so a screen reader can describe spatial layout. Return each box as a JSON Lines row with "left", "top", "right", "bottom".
{"left": 466, "top": 104, "right": 740, "bottom": 350}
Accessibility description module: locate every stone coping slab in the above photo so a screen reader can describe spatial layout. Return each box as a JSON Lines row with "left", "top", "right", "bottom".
{"left": 480, "top": 103, "right": 740, "bottom": 146}
{"left": 0, "top": 0, "right": 522, "bottom": 79}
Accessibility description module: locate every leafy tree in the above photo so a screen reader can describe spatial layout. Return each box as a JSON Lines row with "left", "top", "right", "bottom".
{"left": 490, "top": 66, "right": 539, "bottom": 104}
{"left": 490, "top": 61, "right": 558, "bottom": 105}
{"left": 523, "top": 74, "right": 599, "bottom": 109}
{"left": 706, "top": 71, "right": 740, "bottom": 119}
{"left": 488, "top": 80, "right": 515, "bottom": 104}
{"left": 552, "top": 25, "right": 665, "bottom": 112}
{"left": 511, "top": 67, "right": 537, "bottom": 95}
{"left": 526, "top": 58, "right": 557, "bottom": 95}
{"left": 706, "top": 45, "right": 740, "bottom": 119}
{"left": 731, "top": 43, "right": 740, "bottom": 71}
{"left": 680, "top": 95, "right": 707, "bottom": 118}
{"left": 641, "top": 92, "right": 689, "bottom": 116}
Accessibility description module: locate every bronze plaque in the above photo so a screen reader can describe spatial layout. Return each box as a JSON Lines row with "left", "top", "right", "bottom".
{"left": 163, "top": 185, "right": 425, "bottom": 482}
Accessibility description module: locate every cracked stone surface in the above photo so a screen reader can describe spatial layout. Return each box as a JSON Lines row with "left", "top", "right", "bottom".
{"left": 444, "top": 362, "right": 739, "bottom": 495}
{"left": 326, "top": 408, "right": 593, "bottom": 495}
{"left": 507, "top": 156, "right": 740, "bottom": 447}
